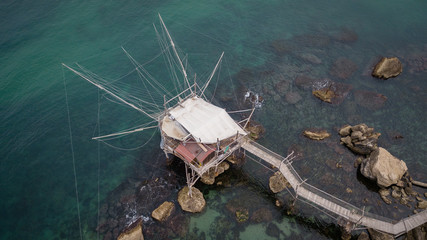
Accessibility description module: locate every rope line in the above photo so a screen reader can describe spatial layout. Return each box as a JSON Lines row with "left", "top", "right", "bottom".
{"left": 62, "top": 66, "right": 83, "bottom": 240}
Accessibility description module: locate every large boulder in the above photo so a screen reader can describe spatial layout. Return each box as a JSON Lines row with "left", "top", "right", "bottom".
{"left": 269, "top": 171, "right": 292, "bottom": 193}
{"left": 372, "top": 57, "right": 403, "bottom": 79}
{"left": 360, "top": 147, "right": 408, "bottom": 188}
{"left": 151, "top": 201, "right": 174, "bottom": 221}
{"left": 177, "top": 186, "right": 206, "bottom": 213}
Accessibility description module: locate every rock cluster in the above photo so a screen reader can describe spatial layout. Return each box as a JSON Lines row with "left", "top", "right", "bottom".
{"left": 372, "top": 57, "right": 402, "bottom": 79}
{"left": 201, "top": 161, "right": 230, "bottom": 185}
{"left": 269, "top": 171, "right": 292, "bottom": 193}
{"left": 177, "top": 186, "right": 206, "bottom": 213}
{"left": 339, "top": 124, "right": 380, "bottom": 155}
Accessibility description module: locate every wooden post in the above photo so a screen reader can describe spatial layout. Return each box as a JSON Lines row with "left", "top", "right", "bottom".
{"left": 243, "top": 107, "right": 255, "bottom": 129}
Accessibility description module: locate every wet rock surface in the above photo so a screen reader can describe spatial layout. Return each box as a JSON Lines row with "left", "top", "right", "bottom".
{"left": 303, "top": 129, "right": 331, "bottom": 140}
{"left": 201, "top": 161, "right": 230, "bottom": 185}
{"left": 372, "top": 57, "right": 403, "bottom": 79}
{"left": 151, "top": 201, "right": 174, "bottom": 222}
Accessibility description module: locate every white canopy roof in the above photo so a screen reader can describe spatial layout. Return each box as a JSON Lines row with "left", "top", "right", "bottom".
{"left": 162, "top": 97, "right": 246, "bottom": 144}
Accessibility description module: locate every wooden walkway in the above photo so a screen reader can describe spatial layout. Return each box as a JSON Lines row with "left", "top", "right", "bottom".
{"left": 239, "top": 138, "right": 427, "bottom": 237}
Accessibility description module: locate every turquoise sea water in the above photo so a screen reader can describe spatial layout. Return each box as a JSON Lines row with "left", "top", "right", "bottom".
{"left": 1, "top": 1, "right": 426, "bottom": 239}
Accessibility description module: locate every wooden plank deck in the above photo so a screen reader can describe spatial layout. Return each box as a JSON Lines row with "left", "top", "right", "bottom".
{"left": 240, "top": 138, "right": 427, "bottom": 237}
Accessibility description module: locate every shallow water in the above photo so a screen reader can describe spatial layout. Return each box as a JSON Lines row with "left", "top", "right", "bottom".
{"left": 1, "top": 0, "right": 426, "bottom": 239}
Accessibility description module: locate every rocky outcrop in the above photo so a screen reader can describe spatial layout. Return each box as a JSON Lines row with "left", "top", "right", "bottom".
{"left": 360, "top": 147, "right": 408, "bottom": 188}
{"left": 151, "top": 201, "right": 174, "bottom": 221}
{"left": 201, "top": 161, "right": 229, "bottom": 185}
{"left": 177, "top": 186, "right": 206, "bottom": 213}
{"left": 368, "top": 228, "right": 394, "bottom": 240}
{"left": 339, "top": 124, "right": 380, "bottom": 155}
{"left": 313, "top": 87, "right": 335, "bottom": 103}
{"left": 303, "top": 129, "right": 331, "bottom": 140}
{"left": 269, "top": 171, "right": 292, "bottom": 193}
{"left": 117, "top": 219, "right": 144, "bottom": 240}
{"left": 372, "top": 57, "right": 402, "bottom": 79}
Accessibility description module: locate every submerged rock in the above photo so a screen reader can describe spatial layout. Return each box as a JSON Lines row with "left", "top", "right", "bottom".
{"left": 360, "top": 147, "right": 408, "bottom": 188}
{"left": 372, "top": 57, "right": 402, "bottom": 79}
{"left": 250, "top": 208, "right": 273, "bottom": 223}
{"left": 285, "top": 91, "right": 302, "bottom": 104}
{"left": 329, "top": 57, "right": 358, "bottom": 80}
{"left": 354, "top": 90, "right": 387, "bottom": 111}
{"left": 295, "top": 75, "right": 317, "bottom": 90}
{"left": 235, "top": 208, "right": 249, "bottom": 222}
{"left": 266, "top": 223, "right": 282, "bottom": 238}
{"left": 177, "top": 186, "right": 206, "bottom": 213}
{"left": 299, "top": 52, "right": 322, "bottom": 64}
{"left": 303, "top": 129, "right": 331, "bottom": 140}
{"left": 151, "top": 201, "right": 174, "bottom": 222}
{"left": 333, "top": 27, "right": 358, "bottom": 43}
{"left": 269, "top": 171, "right": 292, "bottom": 193}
